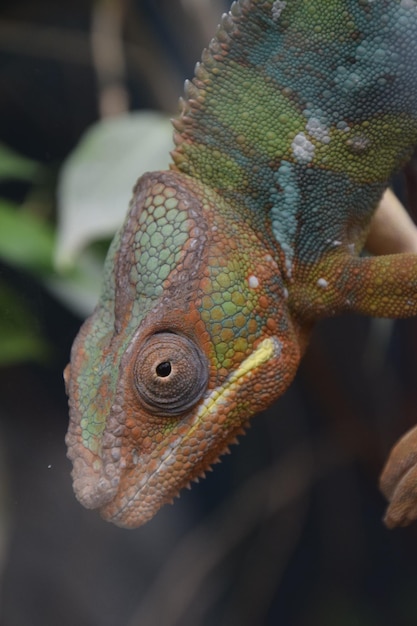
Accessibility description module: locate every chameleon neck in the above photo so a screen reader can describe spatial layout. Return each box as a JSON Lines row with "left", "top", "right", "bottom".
{"left": 171, "top": 0, "right": 417, "bottom": 269}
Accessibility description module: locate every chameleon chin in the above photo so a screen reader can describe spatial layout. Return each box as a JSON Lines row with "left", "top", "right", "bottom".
{"left": 65, "top": 0, "right": 417, "bottom": 528}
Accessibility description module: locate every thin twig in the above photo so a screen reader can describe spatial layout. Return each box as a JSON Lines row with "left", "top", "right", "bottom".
{"left": 91, "top": 0, "right": 129, "bottom": 118}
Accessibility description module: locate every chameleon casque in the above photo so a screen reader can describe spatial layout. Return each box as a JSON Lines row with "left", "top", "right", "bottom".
{"left": 65, "top": 0, "right": 417, "bottom": 528}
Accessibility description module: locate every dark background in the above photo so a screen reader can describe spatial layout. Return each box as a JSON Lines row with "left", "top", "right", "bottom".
{"left": 1, "top": 1, "right": 417, "bottom": 624}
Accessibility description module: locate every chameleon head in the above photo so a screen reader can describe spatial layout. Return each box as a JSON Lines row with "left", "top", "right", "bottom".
{"left": 65, "top": 170, "right": 303, "bottom": 527}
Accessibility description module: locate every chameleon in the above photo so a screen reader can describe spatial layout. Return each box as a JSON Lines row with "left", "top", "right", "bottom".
{"left": 65, "top": 0, "right": 417, "bottom": 528}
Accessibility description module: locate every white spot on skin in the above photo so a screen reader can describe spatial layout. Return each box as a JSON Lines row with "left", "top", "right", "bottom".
{"left": 306, "top": 117, "right": 330, "bottom": 144}
{"left": 264, "top": 254, "right": 273, "bottom": 262}
{"left": 283, "top": 287, "right": 289, "bottom": 300}
{"left": 291, "top": 132, "right": 315, "bottom": 163}
{"left": 272, "top": 0, "right": 286, "bottom": 20}
{"left": 346, "top": 135, "right": 371, "bottom": 154}
{"left": 317, "top": 278, "right": 329, "bottom": 289}
{"left": 248, "top": 275, "right": 259, "bottom": 289}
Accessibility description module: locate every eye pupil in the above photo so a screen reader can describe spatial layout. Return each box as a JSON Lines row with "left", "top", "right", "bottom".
{"left": 156, "top": 361, "right": 172, "bottom": 378}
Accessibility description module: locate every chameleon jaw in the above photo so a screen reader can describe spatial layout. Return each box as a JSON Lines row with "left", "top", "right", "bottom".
{"left": 194, "top": 336, "right": 281, "bottom": 418}
{"left": 101, "top": 336, "right": 283, "bottom": 528}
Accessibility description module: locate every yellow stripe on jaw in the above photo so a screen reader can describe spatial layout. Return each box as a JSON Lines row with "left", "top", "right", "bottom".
{"left": 196, "top": 336, "right": 282, "bottom": 421}
{"left": 147, "top": 337, "right": 282, "bottom": 473}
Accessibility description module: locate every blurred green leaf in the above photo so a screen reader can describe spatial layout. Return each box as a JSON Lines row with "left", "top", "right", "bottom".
{"left": 46, "top": 249, "right": 105, "bottom": 317}
{"left": 0, "top": 281, "right": 49, "bottom": 365}
{"left": 56, "top": 111, "right": 173, "bottom": 267}
{"left": 0, "top": 200, "right": 103, "bottom": 318}
{"left": 0, "top": 143, "right": 41, "bottom": 181}
{"left": 0, "top": 200, "right": 55, "bottom": 275}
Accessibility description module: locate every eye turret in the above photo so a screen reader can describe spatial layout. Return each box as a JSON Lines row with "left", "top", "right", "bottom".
{"left": 134, "top": 332, "right": 208, "bottom": 415}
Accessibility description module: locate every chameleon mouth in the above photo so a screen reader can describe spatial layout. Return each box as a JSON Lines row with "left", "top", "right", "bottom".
{"left": 105, "top": 336, "right": 282, "bottom": 527}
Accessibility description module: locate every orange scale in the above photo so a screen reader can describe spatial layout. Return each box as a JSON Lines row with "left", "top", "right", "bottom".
{"left": 258, "top": 295, "right": 269, "bottom": 309}
{"left": 142, "top": 436, "right": 153, "bottom": 450}
{"left": 266, "top": 317, "right": 278, "bottom": 332}
{"left": 125, "top": 417, "right": 136, "bottom": 430}
{"left": 146, "top": 458, "right": 160, "bottom": 474}
{"left": 194, "top": 319, "right": 208, "bottom": 336}
{"left": 197, "top": 439, "right": 209, "bottom": 453}
{"left": 199, "top": 276, "right": 212, "bottom": 292}
{"left": 185, "top": 306, "right": 201, "bottom": 326}
{"left": 232, "top": 351, "right": 245, "bottom": 363}
{"left": 216, "top": 408, "right": 229, "bottom": 424}
{"left": 154, "top": 432, "right": 164, "bottom": 444}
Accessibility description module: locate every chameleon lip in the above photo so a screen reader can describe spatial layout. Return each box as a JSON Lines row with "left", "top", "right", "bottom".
{"left": 107, "top": 336, "right": 282, "bottom": 525}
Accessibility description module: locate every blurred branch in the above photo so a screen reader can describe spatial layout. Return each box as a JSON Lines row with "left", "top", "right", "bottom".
{"left": 91, "top": 0, "right": 129, "bottom": 118}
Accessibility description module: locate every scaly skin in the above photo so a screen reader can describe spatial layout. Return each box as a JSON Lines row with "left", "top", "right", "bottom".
{"left": 66, "top": 0, "right": 417, "bottom": 528}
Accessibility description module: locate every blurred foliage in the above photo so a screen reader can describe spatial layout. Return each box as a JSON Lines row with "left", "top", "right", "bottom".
{"left": 0, "top": 199, "right": 54, "bottom": 274}
{"left": 0, "top": 112, "right": 173, "bottom": 359}
{"left": 0, "top": 148, "right": 52, "bottom": 363}
{"left": 0, "top": 142, "right": 41, "bottom": 182}
{"left": 0, "top": 279, "right": 49, "bottom": 365}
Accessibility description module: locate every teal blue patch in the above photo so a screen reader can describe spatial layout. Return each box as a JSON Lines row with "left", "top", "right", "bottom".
{"left": 270, "top": 161, "right": 299, "bottom": 275}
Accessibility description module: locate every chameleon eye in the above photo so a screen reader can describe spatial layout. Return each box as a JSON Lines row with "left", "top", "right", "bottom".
{"left": 134, "top": 332, "right": 208, "bottom": 415}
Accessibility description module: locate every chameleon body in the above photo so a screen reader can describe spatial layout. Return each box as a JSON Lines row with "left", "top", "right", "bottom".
{"left": 66, "top": 0, "right": 417, "bottom": 528}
